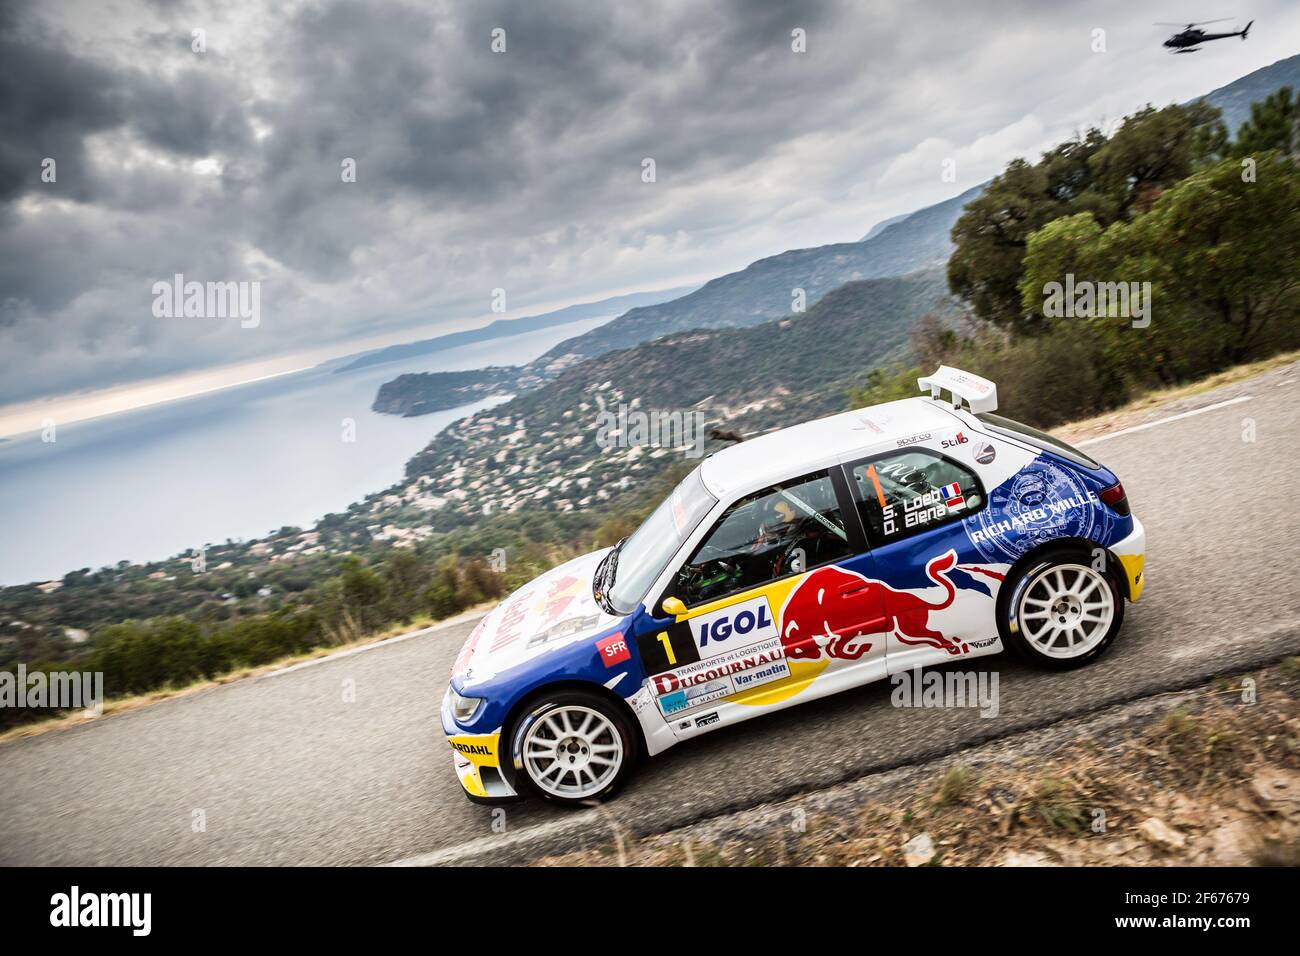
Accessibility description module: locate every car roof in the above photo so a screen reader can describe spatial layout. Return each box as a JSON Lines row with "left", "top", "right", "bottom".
{"left": 699, "top": 397, "right": 961, "bottom": 500}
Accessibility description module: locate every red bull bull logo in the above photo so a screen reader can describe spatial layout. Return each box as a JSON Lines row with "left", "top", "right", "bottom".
{"left": 779, "top": 550, "right": 969, "bottom": 659}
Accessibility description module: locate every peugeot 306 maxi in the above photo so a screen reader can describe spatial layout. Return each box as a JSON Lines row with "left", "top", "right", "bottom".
{"left": 441, "top": 367, "right": 1146, "bottom": 805}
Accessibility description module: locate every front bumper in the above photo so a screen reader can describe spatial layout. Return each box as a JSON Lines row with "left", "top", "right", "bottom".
{"left": 1110, "top": 515, "right": 1147, "bottom": 601}
{"left": 441, "top": 693, "right": 517, "bottom": 801}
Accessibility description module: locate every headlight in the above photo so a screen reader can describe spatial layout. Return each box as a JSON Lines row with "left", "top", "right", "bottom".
{"left": 446, "top": 686, "right": 483, "bottom": 723}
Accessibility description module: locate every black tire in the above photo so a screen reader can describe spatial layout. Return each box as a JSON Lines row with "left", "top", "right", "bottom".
{"left": 507, "top": 690, "right": 638, "bottom": 807}
{"left": 997, "top": 545, "right": 1124, "bottom": 670}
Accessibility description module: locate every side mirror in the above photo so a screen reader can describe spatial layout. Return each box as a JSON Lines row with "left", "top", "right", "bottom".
{"left": 661, "top": 596, "right": 688, "bottom": 618}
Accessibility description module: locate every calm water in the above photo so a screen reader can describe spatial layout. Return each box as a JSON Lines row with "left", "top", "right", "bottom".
{"left": 0, "top": 317, "right": 609, "bottom": 585}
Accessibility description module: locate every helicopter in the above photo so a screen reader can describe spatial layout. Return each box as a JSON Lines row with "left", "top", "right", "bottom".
{"left": 1157, "top": 18, "right": 1253, "bottom": 53}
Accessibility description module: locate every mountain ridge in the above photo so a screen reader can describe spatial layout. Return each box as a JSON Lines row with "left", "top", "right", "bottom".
{"left": 1192, "top": 52, "right": 1300, "bottom": 133}
{"left": 332, "top": 285, "right": 696, "bottom": 375}
{"left": 530, "top": 182, "right": 985, "bottom": 371}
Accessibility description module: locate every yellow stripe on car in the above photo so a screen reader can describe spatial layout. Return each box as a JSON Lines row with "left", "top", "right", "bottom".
{"left": 729, "top": 658, "right": 829, "bottom": 707}
{"left": 448, "top": 732, "right": 500, "bottom": 768}
{"left": 455, "top": 762, "right": 489, "bottom": 798}
{"left": 1117, "top": 553, "right": 1145, "bottom": 602}
{"left": 664, "top": 575, "right": 825, "bottom": 707}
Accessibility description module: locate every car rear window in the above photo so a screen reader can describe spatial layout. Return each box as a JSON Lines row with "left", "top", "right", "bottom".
{"left": 975, "top": 412, "right": 1100, "bottom": 469}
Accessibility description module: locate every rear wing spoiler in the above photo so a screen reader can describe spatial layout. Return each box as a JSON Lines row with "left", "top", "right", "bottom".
{"left": 917, "top": 366, "right": 998, "bottom": 414}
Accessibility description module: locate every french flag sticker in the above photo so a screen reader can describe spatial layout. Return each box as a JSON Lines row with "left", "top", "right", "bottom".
{"left": 940, "top": 482, "right": 964, "bottom": 507}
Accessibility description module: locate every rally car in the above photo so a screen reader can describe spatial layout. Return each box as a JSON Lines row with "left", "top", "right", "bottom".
{"left": 442, "top": 366, "right": 1146, "bottom": 805}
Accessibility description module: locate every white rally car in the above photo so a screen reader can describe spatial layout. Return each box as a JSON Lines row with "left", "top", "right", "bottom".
{"left": 442, "top": 367, "right": 1146, "bottom": 805}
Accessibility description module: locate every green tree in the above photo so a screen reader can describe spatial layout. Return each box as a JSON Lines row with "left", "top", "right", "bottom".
{"left": 459, "top": 559, "right": 506, "bottom": 606}
{"left": 1020, "top": 154, "right": 1300, "bottom": 382}
{"left": 1087, "top": 101, "right": 1224, "bottom": 219}
{"left": 849, "top": 364, "right": 923, "bottom": 408}
{"left": 948, "top": 131, "right": 1105, "bottom": 332}
{"left": 424, "top": 557, "right": 462, "bottom": 619}
{"left": 382, "top": 549, "right": 430, "bottom": 624}
{"left": 337, "top": 556, "right": 386, "bottom": 630}
{"left": 1235, "top": 87, "right": 1299, "bottom": 158}
{"left": 950, "top": 103, "right": 1223, "bottom": 331}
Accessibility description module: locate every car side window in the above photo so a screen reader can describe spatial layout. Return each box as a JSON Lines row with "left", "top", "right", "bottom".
{"left": 850, "top": 450, "right": 983, "bottom": 544}
{"left": 673, "top": 471, "right": 853, "bottom": 607}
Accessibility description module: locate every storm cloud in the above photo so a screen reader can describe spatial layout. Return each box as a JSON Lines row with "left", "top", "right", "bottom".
{"left": 2, "top": 0, "right": 1296, "bottom": 403}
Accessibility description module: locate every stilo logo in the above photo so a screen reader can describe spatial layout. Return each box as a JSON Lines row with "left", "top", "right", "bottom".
{"left": 941, "top": 431, "right": 969, "bottom": 449}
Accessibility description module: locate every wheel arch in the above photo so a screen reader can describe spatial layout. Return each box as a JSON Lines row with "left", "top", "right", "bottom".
{"left": 994, "top": 536, "right": 1127, "bottom": 667}
{"left": 1000, "top": 536, "right": 1132, "bottom": 606}
{"left": 499, "top": 679, "right": 647, "bottom": 784}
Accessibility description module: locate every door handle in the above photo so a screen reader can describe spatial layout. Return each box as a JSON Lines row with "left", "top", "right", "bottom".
{"left": 835, "top": 582, "right": 887, "bottom": 634}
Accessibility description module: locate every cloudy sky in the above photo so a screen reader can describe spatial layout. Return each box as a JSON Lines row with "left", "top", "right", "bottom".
{"left": 2, "top": 0, "right": 1296, "bottom": 410}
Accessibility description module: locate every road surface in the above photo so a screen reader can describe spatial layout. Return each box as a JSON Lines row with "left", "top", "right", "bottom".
{"left": 2, "top": 362, "right": 1298, "bottom": 865}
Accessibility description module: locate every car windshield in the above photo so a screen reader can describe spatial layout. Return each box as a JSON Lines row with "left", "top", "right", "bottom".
{"left": 606, "top": 468, "right": 717, "bottom": 614}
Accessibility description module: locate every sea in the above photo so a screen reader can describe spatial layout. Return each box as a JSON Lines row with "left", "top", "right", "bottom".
{"left": 0, "top": 316, "right": 609, "bottom": 586}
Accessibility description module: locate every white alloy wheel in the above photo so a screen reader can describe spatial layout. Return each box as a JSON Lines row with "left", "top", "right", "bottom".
{"left": 1016, "top": 562, "right": 1115, "bottom": 660}
{"left": 521, "top": 704, "right": 625, "bottom": 800}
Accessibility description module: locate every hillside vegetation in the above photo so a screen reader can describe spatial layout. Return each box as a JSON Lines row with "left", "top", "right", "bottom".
{"left": 399, "top": 268, "right": 956, "bottom": 526}
{"left": 372, "top": 367, "right": 522, "bottom": 416}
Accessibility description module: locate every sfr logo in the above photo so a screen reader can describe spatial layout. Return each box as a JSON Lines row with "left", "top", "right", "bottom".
{"left": 597, "top": 633, "right": 630, "bottom": 667}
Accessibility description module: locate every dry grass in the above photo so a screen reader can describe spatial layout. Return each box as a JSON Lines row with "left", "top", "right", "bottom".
{"left": 1054, "top": 350, "right": 1300, "bottom": 444}
{"left": 935, "top": 765, "right": 976, "bottom": 807}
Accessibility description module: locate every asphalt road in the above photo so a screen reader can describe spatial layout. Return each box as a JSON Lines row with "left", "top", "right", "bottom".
{"left": 3, "top": 362, "right": 1299, "bottom": 865}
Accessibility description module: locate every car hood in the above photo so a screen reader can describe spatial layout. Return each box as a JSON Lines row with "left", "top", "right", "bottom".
{"left": 451, "top": 548, "right": 622, "bottom": 687}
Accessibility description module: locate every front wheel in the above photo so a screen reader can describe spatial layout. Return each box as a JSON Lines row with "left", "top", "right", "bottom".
{"left": 508, "top": 691, "right": 637, "bottom": 806}
{"left": 999, "top": 549, "right": 1124, "bottom": 669}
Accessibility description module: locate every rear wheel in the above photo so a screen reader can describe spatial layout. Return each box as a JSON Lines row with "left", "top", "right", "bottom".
{"left": 1000, "top": 548, "right": 1123, "bottom": 669}
{"left": 509, "top": 691, "right": 637, "bottom": 806}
